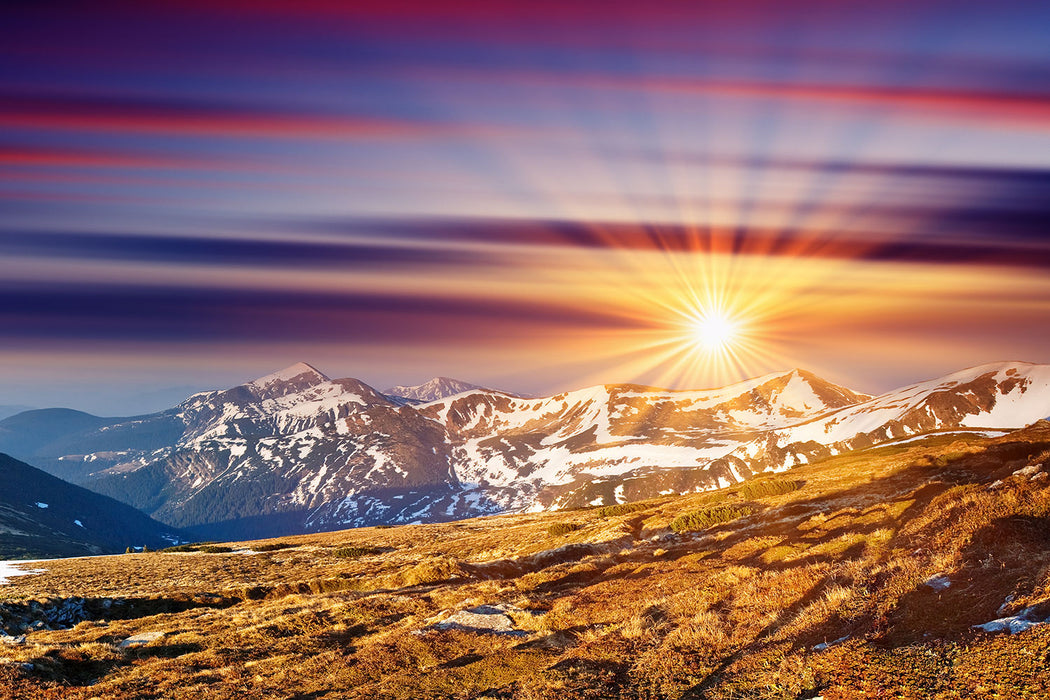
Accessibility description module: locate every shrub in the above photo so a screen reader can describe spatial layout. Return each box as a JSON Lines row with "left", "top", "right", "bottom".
{"left": 547, "top": 523, "right": 580, "bottom": 537}
{"left": 737, "top": 478, "right": 802, "bottom": 500}
{"left": 199, "top": 545, "right": 233, "bottom": 554}
{"left": 670, "top": 505, "right": 754, "bottom": 533}
{"left": 333, "top": 546, "right": 384, "bottom": 559}
{"left": 933, "top": 450, "right": 968, "bottom": 467}
{"left": 160, "top": 544, "right": 199, "bottom": 553}
{"left": 595, "top": 502, "right": 651, "bottom": 518}
{"left": 253, "top": 542, "right": 296, "bottom": 552}
{"left": 160, "top": 541, "right": 223, "bottom": 553}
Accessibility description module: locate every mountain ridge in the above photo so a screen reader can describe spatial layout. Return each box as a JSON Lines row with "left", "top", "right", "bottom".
{"left": 1, "top": 361, "right": 1047, "bottom": 538}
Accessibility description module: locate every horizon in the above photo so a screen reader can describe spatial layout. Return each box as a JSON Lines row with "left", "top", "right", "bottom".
{"left": 3, "top": 1, "right": 1049, "bottom": 414}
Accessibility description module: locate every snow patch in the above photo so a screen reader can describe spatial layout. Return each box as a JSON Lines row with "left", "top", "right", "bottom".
{"left": 973, "top": 605, "right": 1050, "bottom": 634}
{"left": 0, "top": 561, "right": 45, "bottom": 585}
{"left": 812, "top": 635, "right": 849, "bottom": 651}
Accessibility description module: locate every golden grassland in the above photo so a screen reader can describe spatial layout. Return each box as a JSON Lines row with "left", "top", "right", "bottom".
{"left": 2, "top": 423, "right": 1050, "bottom": 699}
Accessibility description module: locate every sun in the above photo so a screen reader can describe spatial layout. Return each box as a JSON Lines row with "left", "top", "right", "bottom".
{"left": 690, "top": 311, "right": 740, "bottom": 354}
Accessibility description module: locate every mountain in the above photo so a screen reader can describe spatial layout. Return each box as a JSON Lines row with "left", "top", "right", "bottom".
{"left": 4, "top": 361, "right": 1050, "bottom": 539}
{"left": 419, "top": 367, "right": 875, "bottom": 510}
{"left": 384, "top": 377, "right": 492, "bottom": 403}
{"left": 0, "top": 407, "right": 185, "bottom": 483}
{"left": 71, "top": 363, "right": 458, "bottom": 539}
{"left": 0, "top": 453, "right": 182, "bottom": 559}
{"left": 0, "top": 404, "right": 34, "bottom": 421}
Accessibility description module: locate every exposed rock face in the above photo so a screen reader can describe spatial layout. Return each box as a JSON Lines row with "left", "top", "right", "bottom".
{"left": 3, "top": 362, "right": 1049, "bottom": 537}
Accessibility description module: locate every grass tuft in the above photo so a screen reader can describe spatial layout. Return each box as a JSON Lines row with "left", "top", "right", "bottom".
{"left": 547, "top": 523, "right": 580, "bottom": 537}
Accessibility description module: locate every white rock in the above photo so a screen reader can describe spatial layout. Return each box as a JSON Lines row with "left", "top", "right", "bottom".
{"left": 924, "top": 574, "right": 951, "bottom": 591}
{"left": 118, "top": 630, "right": 166, "bottom": 648}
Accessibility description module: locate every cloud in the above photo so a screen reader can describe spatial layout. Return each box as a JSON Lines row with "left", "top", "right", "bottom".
{"left": 0, "top": 281, "right": 642, "bottom": 343}
{"left": 273, "top": 207, "right": 1050, "bottom": 269}
{"left": 0, "top": 93, "right": 519, "bottom": 141}
{"left": 0, "top": 229, "right": 497, "bottom": 270}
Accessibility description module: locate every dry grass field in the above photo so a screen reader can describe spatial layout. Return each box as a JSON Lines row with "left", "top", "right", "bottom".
{"left": 3, "top": 422, "right": 1050, "bottom": 699}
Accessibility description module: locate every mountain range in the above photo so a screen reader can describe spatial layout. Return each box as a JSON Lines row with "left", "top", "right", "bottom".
{"left": 1, "top": 361, "right": 1048, "bottom": 540}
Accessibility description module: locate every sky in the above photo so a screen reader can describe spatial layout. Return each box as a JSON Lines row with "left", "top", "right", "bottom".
{"left": 2, "top": 0, "right": 1050, "bottom": 415}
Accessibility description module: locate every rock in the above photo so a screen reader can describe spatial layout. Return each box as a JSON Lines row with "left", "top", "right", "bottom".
{"left": 924, "top": 574, "right": 951, "bottom": 592}
{"left": 118, "top": 630, "right": 166, "bottom": 648}
{"left": 431, "top": 604, "right": 531, "bottom": 637}
{"left": 1013, "top": 465, "right": 1040, "bottom": 479}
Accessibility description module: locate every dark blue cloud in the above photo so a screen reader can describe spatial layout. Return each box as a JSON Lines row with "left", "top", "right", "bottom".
{"left": 0, "top": 282, "right": 644, "bottom": 343}
{"left": 267, "top": 203, "right": 1050, "bottom": 269}
{"left": 0, "top": 229, "right": 495, "bottom": 269}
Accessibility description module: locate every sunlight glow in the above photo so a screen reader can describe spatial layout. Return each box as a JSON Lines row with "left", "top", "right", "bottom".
{"left": 691, "top": 311, "right": 740, "bottom": 353}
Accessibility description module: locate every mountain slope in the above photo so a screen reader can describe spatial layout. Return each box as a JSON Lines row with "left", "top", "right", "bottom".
{"left": 10, "top": 361, "right": 1050, "bottom": 538}
{"left": 0, "top": 453, "right": 182, "bottom": 558}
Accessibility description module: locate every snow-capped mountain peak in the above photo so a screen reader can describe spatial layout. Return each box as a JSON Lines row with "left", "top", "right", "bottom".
{"left": 249, "top": 362, "right": 328, "bottom": 389}
{"left": 384, "top": 377, "right": 489, "bottom": 403}
{"left": 242, "top": 362, "right": 330, "bottom": 401}
{"left": 745, "top": 368, "right": 872, "bottom": 420}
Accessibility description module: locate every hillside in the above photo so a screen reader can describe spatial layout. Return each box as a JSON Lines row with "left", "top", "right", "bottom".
{"left": 0, "top": 424, "right": 1049, "bottom": 698}
{"left": 1, "top": 362, "right": 1048, "bottom": 539}
{"left": 0, "top": 454, "right": 183, "bottom": 559}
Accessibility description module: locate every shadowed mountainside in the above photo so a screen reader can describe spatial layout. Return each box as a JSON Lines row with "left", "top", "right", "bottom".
{"left": 0, "top": 454, "right": 183, "bottom": 559}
